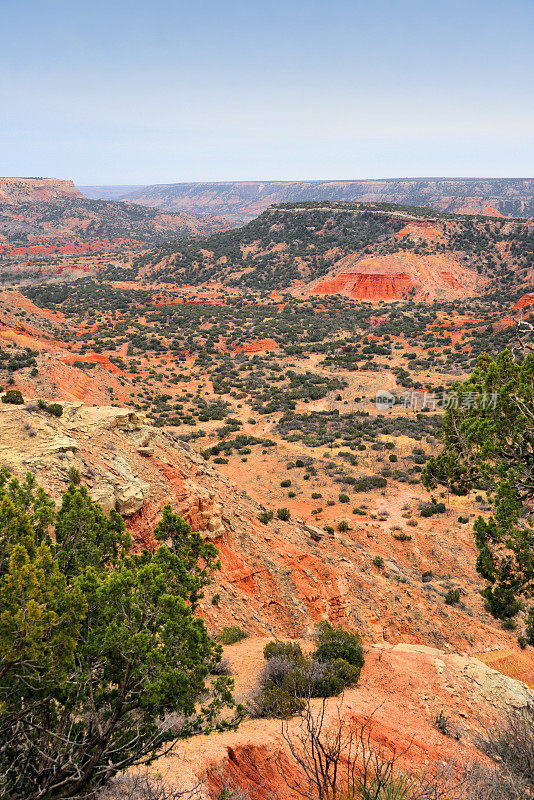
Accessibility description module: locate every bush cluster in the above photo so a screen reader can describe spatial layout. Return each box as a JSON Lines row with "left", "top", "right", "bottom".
{"left": 249, "top": 621, "right": 364, "bottom": 718}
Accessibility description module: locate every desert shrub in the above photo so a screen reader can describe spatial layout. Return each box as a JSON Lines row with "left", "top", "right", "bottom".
{"left": 312, "top": 620, "right": 364, "bottom": 673}
{"left": 393, "top": 531, "right": 412, "bottom": 541}
{"left": 420, "top": 500, "right": 446, "bottom": 517}
{"left": 525, "top": 608, "right": 534, "bottom": 645}
{"left": 258, "top": 510, "right": 274, "bottom": 524}
{"left": 251, "top": 623, "right": 364, "bottom": 718}
{"left": 458, "top": 515, "right": 469, "bottom": 524}
{"left": 337, "top": 520, "right": 349, "bottom": 532}
{"left": 248, "top": 683, "right": 305, "bottom": 719}
{"left": 353, "top": 475, "right": 387, "bottom": 492}
{"left": 281, "top": 479, "right": 291, "bottom": 488}
{"left": 338, "top": 493, "right": 350, "bottom": 503}
{"left": 67, "top": 466, "right": 81, "bottom": 485}
{"left": 434, "top": 710, "right": 450, "bottom": 736}
{"left": 263, "top": 641, "right": 305, "bottom": 662}
{"left": 277, "top": 507, "right": 291, "bottom": 521}
{"left": 217, "top": 626, "right": 248, "bottom": 645}
{"left": 311, "top": 658, "right": 361, "bottom": 697}
{"left": 445, "top": 588, "right": 461, "bottom": 605}
{"left": 324, "top": 525, "right": 334, "bottom": 535}
{"left": 1, "top": 389, "right": 23, "bottom": 404}
{"left": 37, "top": 398, "right": 63, "bottom": 417}
{"left": 471, "top": 705, "right": 534, "bottom": 797}
{"left": 211, "top": 657, "right": 232, "bottom": 676}
{"left": 373, "top": 555, "right": 384, "bottom": 568}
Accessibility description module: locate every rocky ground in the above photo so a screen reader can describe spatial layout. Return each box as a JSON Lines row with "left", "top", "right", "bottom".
{"left": 2, "top": 398, "right": 530, "bottom": 658}
{"left": 149, "top": 636, "right": 534, "bottom": 798}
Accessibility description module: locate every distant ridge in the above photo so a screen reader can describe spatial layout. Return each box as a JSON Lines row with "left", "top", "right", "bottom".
{"left": 79, "top": 185, "right": 142, "bottom": 201}
{"left": 78, "top": 178, "right": 534, "bottom": 223}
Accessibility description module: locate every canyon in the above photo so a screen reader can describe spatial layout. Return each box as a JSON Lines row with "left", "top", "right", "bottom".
{"left": 1, "top": 178, "right": 534, "bottom": 797}
{"left": 80, "top": 177, "right": 534, "bottom": 223}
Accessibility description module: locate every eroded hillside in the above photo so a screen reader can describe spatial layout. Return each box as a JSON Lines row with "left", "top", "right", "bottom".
{"left": 79, "top": 178, "right": 534, "bottom": 223}
{"left": 134, "top": 203, "right": 533, "bottom": 299}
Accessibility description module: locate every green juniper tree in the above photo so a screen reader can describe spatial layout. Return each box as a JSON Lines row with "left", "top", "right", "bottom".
{"left": 0, "top": 469, "right": 240, "bottom": 799}
{"left": 423, "top": 350, "right": 534, "bottom": 619}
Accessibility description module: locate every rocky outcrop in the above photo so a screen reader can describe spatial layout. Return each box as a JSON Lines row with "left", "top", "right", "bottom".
{"left": 0, "top": 399, "right": 528, "bottom": 655}
{"left": 313, "top": 271, "right": 413, "bottom": 300}
{"left": 0, "top": 178, "right": 83, "bottom": 204}
{"left": 306, "top": 252, "right": 487, "bottom": 302}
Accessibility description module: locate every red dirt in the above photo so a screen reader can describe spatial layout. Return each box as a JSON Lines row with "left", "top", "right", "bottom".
{"left": 313, "top": 272, "right": 414, "bottom": 300}
{"left": 514, "top": 293, "right": 534, "bottom": 310}
{"left": 234, "top": 338, "right": 279, "bottom": 353}
{"left": 304, "top": 252, "right": 486, "bottom": 302}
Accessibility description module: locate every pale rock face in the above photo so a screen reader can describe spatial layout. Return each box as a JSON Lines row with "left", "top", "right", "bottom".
{"left": 113, "top": 479, "right": 150, "bottom": 516}
{"left": 38, "top": 435, "right": 79, "bottom": 454}
{"left": 89, "top": 485, "right": 117, "bottom": 515}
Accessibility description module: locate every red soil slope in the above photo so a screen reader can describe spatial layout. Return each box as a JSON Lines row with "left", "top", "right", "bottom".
{"left": 308, "top": 252, "right": 486, "bottom": 302}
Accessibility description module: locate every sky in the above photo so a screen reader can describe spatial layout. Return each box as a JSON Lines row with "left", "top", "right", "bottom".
{"left": 1, "top": 0, "right": 533, "bottom": 184}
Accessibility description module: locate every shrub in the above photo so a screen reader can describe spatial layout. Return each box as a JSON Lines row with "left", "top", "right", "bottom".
{"left": 258, "top": 510, "right": 274, "bottom": 525}
{"left": 310, "top": 658, "right": 361, "bottom": 697}
{"left": 324, "top": 525, "right": 334, "bottom": 535}
{"left": 338, "top": 493, "right": 350, "bottom": 503}
{"left": 445, "top": 588, "right": 461, "bottom": 605}
{"left": 420, "top": 500, "right": 446, "bottom": 517}
{"left": 249, "top": 683, "right": 305, "bottom": 719}
{"left": 434, "top": 710, "right": 450, "bottom": 736}
{"left": 353, "top": 475, "right": 387, "bottom": 492}
{"left": 373, "top": 555, "right": 384, "bottom": 568}
{"left": 217, "top": 626, "right": 248, "bottom": 645}
{"left": 280, "top": 479, "right": 291, "bottom": 488}
{"left": 457, "top": 515, "right": 469, "bottom": 524}
{"left": 67, "top": 466, "right": 81, "bottom": 485}
{"left": 211, "top": 656, "right": 232, "bottom": 676}
{"left": 277, "top": 507, "right": 291, "bottom": 521}
{"left": 313, "top": 620, "right": 364, "bottom": 674}
{"left": 1, "top": 389, "right": 23, "bottom": 404}
{"left": 37, "top": 398, "right": 63, "bottom": 417}
{"left": 263, "top": 641, "right": 305, "bottom": 662}
{"left": 250, "top": 623, "right": 364, "bottom": 719}
{"left": 526, "top": 607, "right": 534, "bottom": 645}
{"left": 337, "top": 520, "right": 349, "bottom": 532}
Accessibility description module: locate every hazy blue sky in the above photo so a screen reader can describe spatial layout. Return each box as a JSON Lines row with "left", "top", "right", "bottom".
{"left": 1, "top": 0, "right": 533, "bottom": 184}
